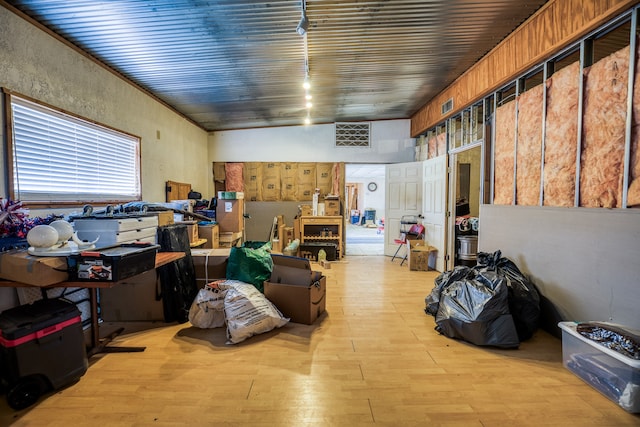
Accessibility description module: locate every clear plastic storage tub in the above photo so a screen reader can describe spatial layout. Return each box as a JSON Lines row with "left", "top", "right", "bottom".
{"left": 558, "top": 321, "right": 639, "bottom": 413}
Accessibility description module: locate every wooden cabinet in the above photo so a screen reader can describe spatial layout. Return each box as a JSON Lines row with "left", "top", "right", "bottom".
{"left": 299, "top": 216, "right": 343, "bottom": 259}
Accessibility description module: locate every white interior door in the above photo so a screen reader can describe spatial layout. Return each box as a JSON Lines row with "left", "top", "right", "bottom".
{"left": 384, "top": 162, "right": 423, "bottom": 256}
{"left": 422, "top": 156, "right": 447, "bottom": 271}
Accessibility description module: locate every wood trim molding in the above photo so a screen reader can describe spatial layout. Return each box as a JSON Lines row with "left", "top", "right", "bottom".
{"left": 410, "top": 0, "right": 640, "bottom": 136}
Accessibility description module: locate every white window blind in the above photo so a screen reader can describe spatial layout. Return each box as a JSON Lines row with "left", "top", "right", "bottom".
{"left": 9, "top": 95, "right": 141, "bottom": 204}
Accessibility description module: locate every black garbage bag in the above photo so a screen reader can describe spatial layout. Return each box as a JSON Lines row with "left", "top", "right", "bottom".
{"left": 434, "top": 268, "right": 520, "bottom": 348}
{"left": 425, "top": 265, "right": 472, "bottom": 316}
{"left": 226, "top": 241, "right": 273, "bottom": 293}
{"left": 157, "top": 224, "right": 199, "bottom": 323}
{"left": 476, "top": 250, "right": 540, "bottom": 341}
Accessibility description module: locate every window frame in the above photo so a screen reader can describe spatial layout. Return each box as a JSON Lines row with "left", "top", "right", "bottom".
{"left": 4, "top": 90, "right": 142, "bottom": 208}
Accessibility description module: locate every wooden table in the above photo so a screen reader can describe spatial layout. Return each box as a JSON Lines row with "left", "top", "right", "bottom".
{"left": 0, "top": 251, "right": 185, "bottom": 357}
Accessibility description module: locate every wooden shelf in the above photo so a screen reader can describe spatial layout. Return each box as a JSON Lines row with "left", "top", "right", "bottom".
{"left": 302, "top": 235, "right": 339, "bottom": 240}
{"left": 299, "top": 216, "right": 343, "bottom": 259}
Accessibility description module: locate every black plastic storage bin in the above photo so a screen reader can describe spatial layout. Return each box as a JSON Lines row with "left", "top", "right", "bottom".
{"left": 67, "top": 243, "right": 160, "bottom": 282}
{"left": 0, "top": 298, "right": 88, "bottom": 410}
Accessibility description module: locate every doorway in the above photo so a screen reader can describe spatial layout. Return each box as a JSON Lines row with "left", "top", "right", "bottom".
{"left": 449, "top": 145, "right": 482, "bottom": 268}
{"left": 344, "top": 164, "right": 385, "bottom": 255}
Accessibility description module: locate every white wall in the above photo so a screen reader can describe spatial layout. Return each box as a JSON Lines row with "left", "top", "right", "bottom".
{"left": 208, "top": 121, "right": 414, "bottom": 198}
{"left": 480, "top": 204, "right": 640, "bottom": 331}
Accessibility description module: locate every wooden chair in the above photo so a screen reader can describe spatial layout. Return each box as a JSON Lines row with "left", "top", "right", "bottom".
{"left": 391, "top": 223, "right": 425, "bottom": 266}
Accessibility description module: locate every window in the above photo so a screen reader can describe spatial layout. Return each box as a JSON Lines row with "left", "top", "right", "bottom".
{"left": 5, "top": 92, "right": 141, "bottom": 205}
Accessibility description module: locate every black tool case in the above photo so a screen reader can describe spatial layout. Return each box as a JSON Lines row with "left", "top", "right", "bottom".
{"left": 67, "top": 242, "right": 160, "bottom": 282}
{"left": 0, "top": 298, "right": 88, "bottom": 410}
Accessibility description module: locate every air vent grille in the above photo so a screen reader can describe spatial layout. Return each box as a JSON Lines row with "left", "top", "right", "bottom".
{"left": 335, "top": 122, "right": 371, "bottom": 147}
{"left": 441, "top": 98, "right": 454, "bottom": 115}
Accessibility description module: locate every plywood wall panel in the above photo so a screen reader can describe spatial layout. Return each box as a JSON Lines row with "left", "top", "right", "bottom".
{"left": 261, "top": 162, "right": 281, "bottom": 202}
{"left": 516, "top": 85, "right": 544, "bottom": 206}
{"left": 411, "top": 0, "right": 638, "bottom": 136}
{"left": 493, "top": 100, "right": 516, "bottom": 205}
{"left": 166, "top": 180, "right": 191, "bottom": 202}
{"left": 543, "top": 61, "right": 580, "bottom": 207}
{"left": 580, "top": 46, "right": 629, "bottom": 208}
{"left": 243, "top": 162, "right": 263, "bottom": 201}
{"left": 316, "top": 163, "right": 334, "bottom": 197}
{"left": 280, "top": 163, "right": 297, "bottom": 201}
{"left": 297, "top": 162, "right": 317, "bottom": 200}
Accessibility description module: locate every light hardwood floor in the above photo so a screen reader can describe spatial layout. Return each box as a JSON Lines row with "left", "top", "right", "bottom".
{"left": 1, "top": 256, "right": 639, "bottom": 426}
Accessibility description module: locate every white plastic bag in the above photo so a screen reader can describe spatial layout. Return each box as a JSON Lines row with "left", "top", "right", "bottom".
{"left": 188, "top": 282, "right": 227, "bottom": 329}
{"left": 218, "top": 280, "right": 289, "bottom": 344}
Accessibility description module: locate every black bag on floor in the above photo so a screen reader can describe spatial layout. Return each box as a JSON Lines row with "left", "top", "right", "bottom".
{"left": 426, "top": 250, "right": 540, "bottom": 348}
{"left": 156, "top": 224, "right": 198, "bottom": 323}
{"left": 433, "top": 268, "right": 520, "bottom": 349}
{"left": 425, "top": 265, "right": 471, "bottom": 316}
{"left": 476, "top": 250, "right": 540, "bottom": 341}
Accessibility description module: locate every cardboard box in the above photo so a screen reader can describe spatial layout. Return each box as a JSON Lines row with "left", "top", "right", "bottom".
{"left": 198, "top": 223, "right": 219, "bottom": 249}
{"left": 300, "top": 205, "right": 312, "bottom": 216}
{"left": 176, "top": 221, "right": 198, "bottom": 244}
{"left": 324, "top": 199, "right": 340, "bottom": 216}
{"left": 217, "top": 191, "right": 244, "bottom": 199}
{"left": 558, "top": 321, "right": 640, "bottom": 413}
{"left": 216, "top": 199, "right": 244, "bottom": 233}
{"left": 219, "top": 231, "right": 243, "bottom": 248}
{"left": 153, "top": 211, "right": 175, "bottom": 227}
{"left": 99, "top": 270, "right": 164, "bottom": 321}
{"left": 264, "top": 254, "right": 326, "bottom": 325}
{"left": 407, "top": 240, "right": 437, "bottom": 271}
{"left": 0, "top": 251, "right": 69, "bottom": 286}
{"left": 191, "top": 248, "right": 230, "bottom": 288}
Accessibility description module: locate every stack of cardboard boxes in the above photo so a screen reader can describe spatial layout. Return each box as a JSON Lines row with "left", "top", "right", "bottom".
{"left": 216, "top": 192, "right": 244, "bottom": 248}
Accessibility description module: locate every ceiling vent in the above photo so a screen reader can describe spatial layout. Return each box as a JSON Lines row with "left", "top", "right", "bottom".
{"left": 441, "top": 98, "right": 454, "bottom": 115}
{"left": 335, "top": 122, "right": 371, "bottom": 147}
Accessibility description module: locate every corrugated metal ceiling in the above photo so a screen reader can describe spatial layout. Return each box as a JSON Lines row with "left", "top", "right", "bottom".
{"left": 3, "top": 0, "right": 549, "bottom": 131}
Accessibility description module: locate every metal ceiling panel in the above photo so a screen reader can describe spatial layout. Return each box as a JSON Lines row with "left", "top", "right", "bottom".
{"left": 4, "top": 0, "right": 548, "bottom": 131}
